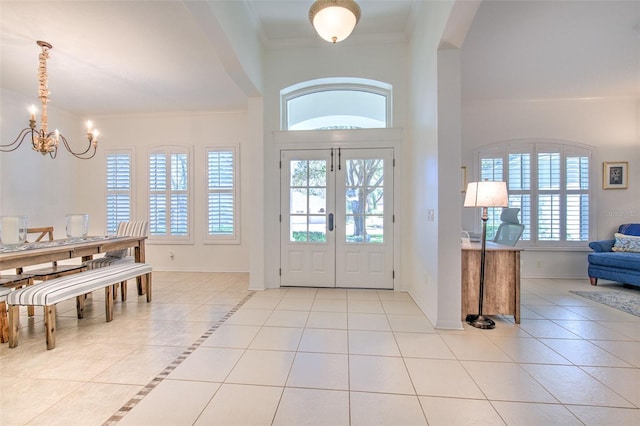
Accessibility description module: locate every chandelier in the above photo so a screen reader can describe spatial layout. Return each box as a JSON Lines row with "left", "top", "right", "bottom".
{"left": 309, "top": 0, "right": 361, "bottom": 43}
{"left": 0, "top": 41, "right": 99, "bottom": 159}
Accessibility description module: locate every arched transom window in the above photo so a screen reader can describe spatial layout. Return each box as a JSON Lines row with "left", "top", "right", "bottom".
{"left": 281, "top": 78, "right": 392, "bottom": 131}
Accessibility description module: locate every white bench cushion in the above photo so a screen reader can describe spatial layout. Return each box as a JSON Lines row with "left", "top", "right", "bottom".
{"left": 0, "top": 287, "right": 11, "bottom": 302}
{"left": 7, "top": 263, "right": 152, "bottom": 306}
{"left": 85, "top": 255, "right": 133, "bottom": 270}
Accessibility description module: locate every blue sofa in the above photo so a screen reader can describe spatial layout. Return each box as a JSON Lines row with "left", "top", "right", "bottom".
{"left": 588, "top": 224, "right": 640, "bottom": 287}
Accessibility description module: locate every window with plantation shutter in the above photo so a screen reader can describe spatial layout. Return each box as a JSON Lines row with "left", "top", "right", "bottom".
{"left": 148, "top": 146, "right": 192, "bottom": 242}
{"left": 206, "top": 147, "right": 238, "bottom": 243}
{"left": 105, "top": 151, "right": 132, "bottom": 235}
{"left": 477, "top": 141, "right": 592, "bottom": 247}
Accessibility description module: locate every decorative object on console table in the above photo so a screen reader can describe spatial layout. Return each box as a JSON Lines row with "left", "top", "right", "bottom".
{"left": 461, "top": 230, "right": 472, "bottom": 249}
{"left": 66, "top": 214, "right": 89, "bottom": 240}
{"left": 463, "top": 181, "right": 508, "bottom": 329}
{"left": 602, "top": 161, "right": 628, "bottom": 190}
{"left": 0, "top": 216, "right": 27, "bottom": 246}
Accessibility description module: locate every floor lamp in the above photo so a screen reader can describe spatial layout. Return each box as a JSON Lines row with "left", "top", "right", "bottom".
{"left": 464, "top": 181, "right": 508, "bottom": 329}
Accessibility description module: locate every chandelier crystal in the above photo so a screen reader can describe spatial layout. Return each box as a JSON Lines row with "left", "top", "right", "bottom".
{"left": 0, "top": 41, "right": 99, "bottom": 159}
{"left": 309, "top": 0, "right": 361, "bottom": 43}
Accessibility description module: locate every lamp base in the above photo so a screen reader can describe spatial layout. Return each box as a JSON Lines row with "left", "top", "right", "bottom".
{"left": 465, "top": 314, "right": 495, "bottom": 329}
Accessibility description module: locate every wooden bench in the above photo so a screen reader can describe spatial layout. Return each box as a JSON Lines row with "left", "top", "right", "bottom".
{"left": 0, "top": 274, "right": 33, "bottom": 343}
{"left": 7, "top": 263, "right": 152, "bottom": 350}
{"left": 0, "top": 287, "right": 14, "bottom": 343}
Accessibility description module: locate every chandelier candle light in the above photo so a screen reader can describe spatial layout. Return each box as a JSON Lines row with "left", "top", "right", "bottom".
{"left": 309, "top": 0, "right": 361, "bottom": 43}
{"left": 1, "top": 41, "right": 99, "bottom": 159}
{"left": 463, "top": 181, "right": 509, "bottom": 329}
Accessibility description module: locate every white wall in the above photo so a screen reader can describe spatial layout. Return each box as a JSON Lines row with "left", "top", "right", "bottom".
{"left": 1, "top": 91, "right": 255, "bottom": 275}
{"left": 74, "top": 111, "right": 252, "bottom": 272}
{"left": 407, "top": 1, "right": 462, "bottom": 328}
{"left": 247, "top": 97, "right": 266, "bottom": 290}
{"left": 462, "top": 97, "right": 640, "bottom": 278}
{"left": 1, "top": 89, "right": 84, "bottom": 237}
{"left": 262, "top": 42, "right": 409, "bottom": 289}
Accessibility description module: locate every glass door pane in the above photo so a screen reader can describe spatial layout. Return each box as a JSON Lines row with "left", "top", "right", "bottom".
{"left": 344, "top": 159, "right": 385, "bottom": 243}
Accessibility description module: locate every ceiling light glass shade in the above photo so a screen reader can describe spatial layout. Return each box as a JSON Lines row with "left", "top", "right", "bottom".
{"left": 309, "top": 0, "right": 361, "bottom": 43}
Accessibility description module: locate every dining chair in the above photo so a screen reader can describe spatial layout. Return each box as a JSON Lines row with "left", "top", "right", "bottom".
{"left": 83, "top": 221, "right": 149, "bottom": 300}
{"left": 493, "top": 208, "right": 525, "bottom": 247}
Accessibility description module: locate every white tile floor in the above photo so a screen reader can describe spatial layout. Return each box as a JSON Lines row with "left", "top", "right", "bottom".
{"left": 1, "top": 273, "right": 640, "bottom": 425}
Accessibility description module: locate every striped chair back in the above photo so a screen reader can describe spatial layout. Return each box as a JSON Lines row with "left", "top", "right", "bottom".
{"left": 114, "top": 221, "right": 149, "bottom": 257}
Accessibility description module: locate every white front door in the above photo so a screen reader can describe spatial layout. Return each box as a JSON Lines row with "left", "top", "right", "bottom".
{"left": 280, "top": 148, "right": 394, "bottom": 289}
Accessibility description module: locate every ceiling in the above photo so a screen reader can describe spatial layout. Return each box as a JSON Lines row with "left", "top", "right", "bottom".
{"left": 1, "top": 1, "right": 638, "bottom": 118}
{"left": 0, "top": 0, "right": 416, "bottom": 117}
{"left": 462, "top": 0, "right": 640, "bottom": 101}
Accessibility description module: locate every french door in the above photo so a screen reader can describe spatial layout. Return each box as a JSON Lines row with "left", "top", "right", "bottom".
{"left": 280, "top": 148, "right": 394, "bottom": 289}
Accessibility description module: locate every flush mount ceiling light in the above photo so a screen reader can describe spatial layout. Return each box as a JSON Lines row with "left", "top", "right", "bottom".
{"left": 309, "top": 0, "right": 361, "bottom": 43}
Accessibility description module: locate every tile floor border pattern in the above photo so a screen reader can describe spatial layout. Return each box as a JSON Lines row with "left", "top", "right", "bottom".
{"left": 103, "top": 291, "right": 256, "bottom": 426}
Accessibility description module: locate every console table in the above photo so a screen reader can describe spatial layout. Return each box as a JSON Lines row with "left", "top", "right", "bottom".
{"left": 461, "top": 242, "right": 522, "bottom": 324}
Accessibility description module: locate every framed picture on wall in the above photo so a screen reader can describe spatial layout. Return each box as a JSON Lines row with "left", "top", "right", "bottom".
{"left": 603, "top": 161, "right": 628, "bottom": 190}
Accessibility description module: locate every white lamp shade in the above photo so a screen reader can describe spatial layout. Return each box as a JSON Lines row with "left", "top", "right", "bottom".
{"left": 309, "top": 0, "right": 361, "bottom": 43}
{"left": 464, "top": 181, "right": 508, "bottom": 208}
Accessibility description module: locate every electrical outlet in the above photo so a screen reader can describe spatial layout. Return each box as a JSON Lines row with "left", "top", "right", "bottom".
{"left": 427, "top": 209, "right": 435, "bottom": 222}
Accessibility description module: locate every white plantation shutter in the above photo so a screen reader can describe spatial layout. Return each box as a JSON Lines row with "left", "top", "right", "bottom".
{"left": 207, "top": 147, "right": 238, "bottom": 242}
{"left": 148, "top": 147, "right": 192, "bottom": 241}
{"left": 537, "top": 151, "right": 561, "bottom": 241}
{"left": 507, "top": 152, "right": 531, "bottom": 241}
{"left": 106, "top": 152, "right": 132, "bottom": 235}
{"left": 538, "top": 193, "right": 560, "bottom": 240}
{"left": 565, "top": 154, "right": 590, "bottom": 241}
{"left": 477, "top": 141, "right": 592, "bottom": 247}
{"left": 170, "top": 153, "right": 188, "bottom": 236}
{"left": 149, "top": 153, "right": 167, "bottom": 236}
{"left": 480, "top": 156, "right": 504, "bottom": 238}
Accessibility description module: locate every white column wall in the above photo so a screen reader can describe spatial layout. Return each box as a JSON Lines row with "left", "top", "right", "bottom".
{"left": 406, "top": 1, "right": 460, "bottom": 328}
{"left": 248, "top": 97, "right": 266, "bottom": 290}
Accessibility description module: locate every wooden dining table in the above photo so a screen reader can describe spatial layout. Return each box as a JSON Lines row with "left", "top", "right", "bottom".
{"left": 0, "top": 235, "right": 147, "bottom": 293}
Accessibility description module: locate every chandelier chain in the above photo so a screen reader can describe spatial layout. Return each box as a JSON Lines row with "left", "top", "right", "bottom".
{"left": 38, "top": 44, "right": 50, "bottom": 135}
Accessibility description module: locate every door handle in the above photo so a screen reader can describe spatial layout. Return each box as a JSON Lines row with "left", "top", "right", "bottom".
{"left": 328, "top": 213, "right": 334, "bottom": 231}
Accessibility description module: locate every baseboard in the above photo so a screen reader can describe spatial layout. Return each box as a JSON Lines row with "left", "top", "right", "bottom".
{"left": 150, "top": 267, "right": 249, "bottom": 273}
{"left": 435, "top": 319, "right": 464, "bottom": 330}
{"left": 521, "top": 273, "right": 588, "bottom": 280}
